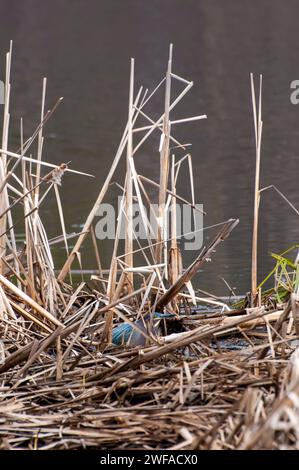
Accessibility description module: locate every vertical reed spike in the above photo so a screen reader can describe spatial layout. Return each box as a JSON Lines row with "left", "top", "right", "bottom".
{"left": 124, "top": 58, "right": 135, "bottom": 293}
{"left": 251, "top": 74, "right": 263, "bottom": 304}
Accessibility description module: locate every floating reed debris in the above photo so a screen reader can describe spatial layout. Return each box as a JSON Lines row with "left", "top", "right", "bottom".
{"left": 0, "top": 43, "right": 299, "bottom": 451}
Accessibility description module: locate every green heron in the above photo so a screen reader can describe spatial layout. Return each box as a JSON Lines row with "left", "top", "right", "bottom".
{"left": 112, "top": 311, "right": 175, "bottom": 347}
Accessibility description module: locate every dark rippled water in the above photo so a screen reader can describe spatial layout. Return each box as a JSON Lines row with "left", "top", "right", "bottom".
{"left": 0, "top": 0, "right": 299, "bottom": 294}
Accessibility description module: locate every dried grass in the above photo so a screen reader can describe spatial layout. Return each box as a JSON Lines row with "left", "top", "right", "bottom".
{"left": 0, "top": 43, "right": 298, "bottom": 451}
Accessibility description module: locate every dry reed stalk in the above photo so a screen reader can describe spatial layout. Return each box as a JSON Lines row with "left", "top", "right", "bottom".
{"left": 291, "top": 292, "right": 299, "bottom": 336}
{"left": 138, "top": 174, "right": 205, "bottom": 213}
{"left": 132, "top": 79, "right": 194, "bottom": 157}
{"left": 34, "top": 77, "right": 47, "bottom": 206}
{"left": 8, "top": 299, "right": 53, "bottom": 333}
{"left": 124, "top": 59, "right": 135, "bottom": 294}
{"left": 169, "top": 155, "right": 180, "bottom": 296}
{"left": 156, "top": 44, "right": 172, "bottom": 269}
{"left": 0, "top": 273, "right": 62, "bottom": 327}
{"left": 0, "top": 147, "right": 93, "bottom": 178}
{"left": 0, "top": 42, "right": 20, "bottom": 282}
{"left": 156, "top": 219, "right": 239, "bottom": 310}
{"left": 250, "top": 73, "right": 263, "bottom": 303}
{"left": 90, "top": 224, "right": 105, "bottom": 290}
{"left": 0, "top": 42, "right": 12, "bottom": 274}
{"left": 107, "top": 192, "right": 125, "bottom": 300}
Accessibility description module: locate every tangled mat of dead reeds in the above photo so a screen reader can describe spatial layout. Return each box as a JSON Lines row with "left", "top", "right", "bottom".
{"left": 1, "top": 43, "right": 299, "bottom": 450}
{"left": 1, "top": 293, "right": 299, "bottom": 450}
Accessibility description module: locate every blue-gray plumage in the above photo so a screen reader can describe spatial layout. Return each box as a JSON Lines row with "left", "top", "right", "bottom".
{"left": 112, "top": 312, "right": 175, "bottom": 347}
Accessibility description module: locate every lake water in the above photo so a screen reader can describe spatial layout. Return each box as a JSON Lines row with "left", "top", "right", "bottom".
{"left": 0, "top": 0, "right": 299, "bottom": 295}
